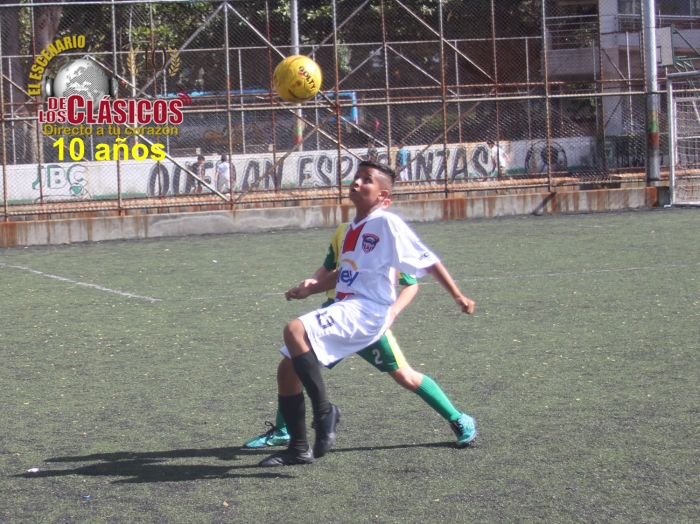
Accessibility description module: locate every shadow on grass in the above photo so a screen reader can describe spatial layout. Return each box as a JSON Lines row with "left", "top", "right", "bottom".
{"left": 21, "top": 460, "right": 292, "bottom": 483}
{"left": 331, "top": 441, "right": 458, "bottom": 453}
{"left": 45, "top": 446, "right": 261, "bottom": 463}
{"left": 16, "top": 447, "right": 287, "bottom": 483}
{"left": 19, "top": 441, "right": 459, "bottom": 484}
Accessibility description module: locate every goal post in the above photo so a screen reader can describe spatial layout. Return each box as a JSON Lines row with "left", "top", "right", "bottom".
{"left": 667, "top": 70, "right": 700, "bottom": 206}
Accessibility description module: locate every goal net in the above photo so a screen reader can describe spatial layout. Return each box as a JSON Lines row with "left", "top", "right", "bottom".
{"left": 668, "top": 74, "right": 700, "bottom": 205}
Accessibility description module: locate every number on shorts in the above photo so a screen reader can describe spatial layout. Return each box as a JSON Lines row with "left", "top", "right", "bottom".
{"left": 372, "top": 349, "right": 384, "bottom": 365}
{"left": 316, "top": 311, "right": 335, "bottom": 329}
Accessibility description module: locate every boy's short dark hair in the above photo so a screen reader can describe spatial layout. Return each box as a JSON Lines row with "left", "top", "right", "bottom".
{"left": 358, "top": 160, "right": 396, "bottom": 186}
{"left": 197, "top": 155, "right": 205, "bottom": 161}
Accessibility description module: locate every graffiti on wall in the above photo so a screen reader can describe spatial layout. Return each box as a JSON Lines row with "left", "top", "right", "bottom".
{"left": 31, "top": 163, "right": 90, "bottom": 200}
{"left": 5, "top": 137, "right": 620, "bottom": 202}
{"left": 524, "top": 141, "right": 568, "bottom": 175}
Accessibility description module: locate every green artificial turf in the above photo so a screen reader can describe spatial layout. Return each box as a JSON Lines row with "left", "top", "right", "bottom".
{"left": 0, "top": 208, "right": 698, "bottom": 523}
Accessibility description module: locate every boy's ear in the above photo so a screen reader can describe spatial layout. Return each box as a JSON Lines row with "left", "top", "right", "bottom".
{"left": 379, "top": 188, "right": 390, "bottom": 201}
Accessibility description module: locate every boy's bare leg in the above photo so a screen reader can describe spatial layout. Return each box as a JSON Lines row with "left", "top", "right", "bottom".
{"left": 277, "top": 357, "right": 302, "bottom": 396}
{"left": 387, "top": 366, "right": 423, "bottom": 390}
{"left": 283, "top": 319, "right": 331, "bottom": 419}
{"left": 274, "top": 357, "right": 308, "bottom": 455}
{"left": 273, "top": 319, "right": 340, "bottom": 459}
{"left": 259, "top": 346, "right": 319, "bottom": 467}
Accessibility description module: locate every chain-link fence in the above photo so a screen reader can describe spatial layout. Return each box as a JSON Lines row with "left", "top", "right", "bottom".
{"left": 0, "top": 0, "right": 677, "bottom": 217}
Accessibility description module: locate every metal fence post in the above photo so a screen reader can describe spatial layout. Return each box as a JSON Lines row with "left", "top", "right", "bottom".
{"left": 333, "top": 0, "right": 343, "bottom": 202}
{"left": 111, "top": 0, "right": 123, "bottom": 213}
{"left": 380, "top": 0, "right": 392, "bottom": 165}
{"left": 597, "top": 0, "right": 608, "bottom": 176}
{"left": 541, "top": 0, "right": 553, "bottom": 192}
{"left": 224, "top": 2, "right": 234, "bottom": 204}
{"left": 0, "top": 14, "right": 7, "bottom": 221}
{"left": 667, "top": 76, "right": 675, "bottom": 204}
{"left": 438, "top": 0, "right": 449, "bottom": 198}
{"left": 643, "top": 0, "right": 661, "bottom": 186}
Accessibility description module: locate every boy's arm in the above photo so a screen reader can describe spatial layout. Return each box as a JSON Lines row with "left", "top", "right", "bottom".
{"left": 388, "top": 282, "right": 418, "bottom": 325}
{"left": 297, "top": 265, "right": 332, "bottom": 289}
{"left": 426, "top": 262, "right": 475, "bottom": 314}
{"left": 285, "top": 269, "right": 338, "bottom": 301}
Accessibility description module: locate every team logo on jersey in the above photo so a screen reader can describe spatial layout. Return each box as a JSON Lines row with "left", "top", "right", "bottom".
{"left": 362, "top": 234, "right": 380, "bottom": 253}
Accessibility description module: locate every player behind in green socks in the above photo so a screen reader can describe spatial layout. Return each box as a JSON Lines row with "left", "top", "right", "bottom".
{"left": 244, "top": 214, "right": 474, "bottom": 450}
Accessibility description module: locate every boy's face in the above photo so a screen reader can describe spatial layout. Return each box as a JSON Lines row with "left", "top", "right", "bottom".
{"left": 349, "top": 166, "right": 389, "bottom": 208}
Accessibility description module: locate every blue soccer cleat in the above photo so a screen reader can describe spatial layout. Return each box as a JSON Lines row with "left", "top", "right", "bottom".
{"left": 450, "top": 413, "right": 477, "bottom": 448}
{"left": 243, "top": 422, "right": 291, "bottom": 448}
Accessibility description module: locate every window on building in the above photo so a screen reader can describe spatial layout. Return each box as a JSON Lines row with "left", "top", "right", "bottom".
{"left": 691, "top": 0, "right": 700, "bottom": 15}
{"left": 618, "top": 0, "right": 641, "bottom": 15}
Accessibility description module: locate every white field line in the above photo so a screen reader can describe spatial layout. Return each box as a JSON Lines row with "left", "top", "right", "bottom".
{"left": 183, "top": 262, "right": 700, "bottom": 301}
{"left": 446, "top": 262, "right": 700, "bottom": 285}
{"left": 0, "top": 262, "right": 162, "bottom": 302}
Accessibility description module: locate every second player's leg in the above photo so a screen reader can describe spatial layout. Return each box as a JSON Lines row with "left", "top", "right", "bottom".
{"left": 359, "top": 331, "right": 478, "bottom": 447}
{"left": 387, "top": 365, "right": 423, "bottom": 391}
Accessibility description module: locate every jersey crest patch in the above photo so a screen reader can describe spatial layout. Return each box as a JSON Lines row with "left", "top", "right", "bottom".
{"left": 362, "top": 233, "right": 380, "bottom": 253}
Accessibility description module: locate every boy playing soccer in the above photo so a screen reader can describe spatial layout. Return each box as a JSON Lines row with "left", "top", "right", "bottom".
{"left": 245, "top": 219, "right": 475, "bottom": 450}
{"left": 259, "top": 161, "right": 476, "bottom": 467}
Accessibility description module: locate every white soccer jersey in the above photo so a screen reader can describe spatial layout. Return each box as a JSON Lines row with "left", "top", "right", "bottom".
{"left": 335, "top": 208, "right": 440, "bottom": 305}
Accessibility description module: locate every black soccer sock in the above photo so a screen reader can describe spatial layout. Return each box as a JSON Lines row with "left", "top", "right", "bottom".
{"left": 278, "top": 392, "right": 308, "bottom": 452}
{"left": 291, "top": 351, "right": 331, "bottom": 420}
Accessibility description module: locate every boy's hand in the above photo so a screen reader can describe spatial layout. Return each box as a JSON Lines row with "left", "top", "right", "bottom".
{"left": 285, "top": 286, "right": 312, "bottom": 301}
{"left": 456, "top": 295, "right": 475, "bottom": 314}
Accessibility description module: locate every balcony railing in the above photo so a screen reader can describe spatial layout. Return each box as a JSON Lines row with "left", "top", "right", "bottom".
{"left": 619, "top": 13, "right": 700, "bottom": 32}
{"left": 548, "top": 15, "right": 598, "bottom": 49}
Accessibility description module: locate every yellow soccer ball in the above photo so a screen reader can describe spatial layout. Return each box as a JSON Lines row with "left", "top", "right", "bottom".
{"left": 273, "top": 55, "right": 323, "bottom": 103}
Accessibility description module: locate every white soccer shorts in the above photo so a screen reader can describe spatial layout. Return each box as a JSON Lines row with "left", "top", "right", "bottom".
{"left": 278, "top": 297, "right": 392, "bottom": 367}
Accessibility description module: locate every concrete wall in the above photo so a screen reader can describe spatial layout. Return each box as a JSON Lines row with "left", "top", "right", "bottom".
{"left": 0, "top": 186, "right": 668, "bottom": 247}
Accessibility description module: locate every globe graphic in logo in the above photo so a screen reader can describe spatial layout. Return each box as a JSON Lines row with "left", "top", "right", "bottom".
{"left": 52, "top": 59, "right": 112, "bottom": 102}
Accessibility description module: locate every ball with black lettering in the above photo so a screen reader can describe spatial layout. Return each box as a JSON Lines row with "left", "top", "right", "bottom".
{"left": 273, "top": 55, "right": 322, "bottom": 103}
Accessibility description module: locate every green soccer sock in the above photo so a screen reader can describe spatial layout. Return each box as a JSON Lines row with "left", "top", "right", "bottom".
{"left": 274, "top": 407, "right": 287, "bottom": 433}
{"left": 414, "top": 375, "right": 462, "bottom": 422}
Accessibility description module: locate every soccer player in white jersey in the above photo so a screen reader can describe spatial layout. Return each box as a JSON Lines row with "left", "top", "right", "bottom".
{"left": 244, "top": 220, "right": 475, "bottom": 451}
{"left": 259, "top": 161, "right": 477, "bottom": 467}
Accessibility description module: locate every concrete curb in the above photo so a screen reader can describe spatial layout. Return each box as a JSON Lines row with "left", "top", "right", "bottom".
{"left": 0, "top": 186, "right": 668, "bottom": 247}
